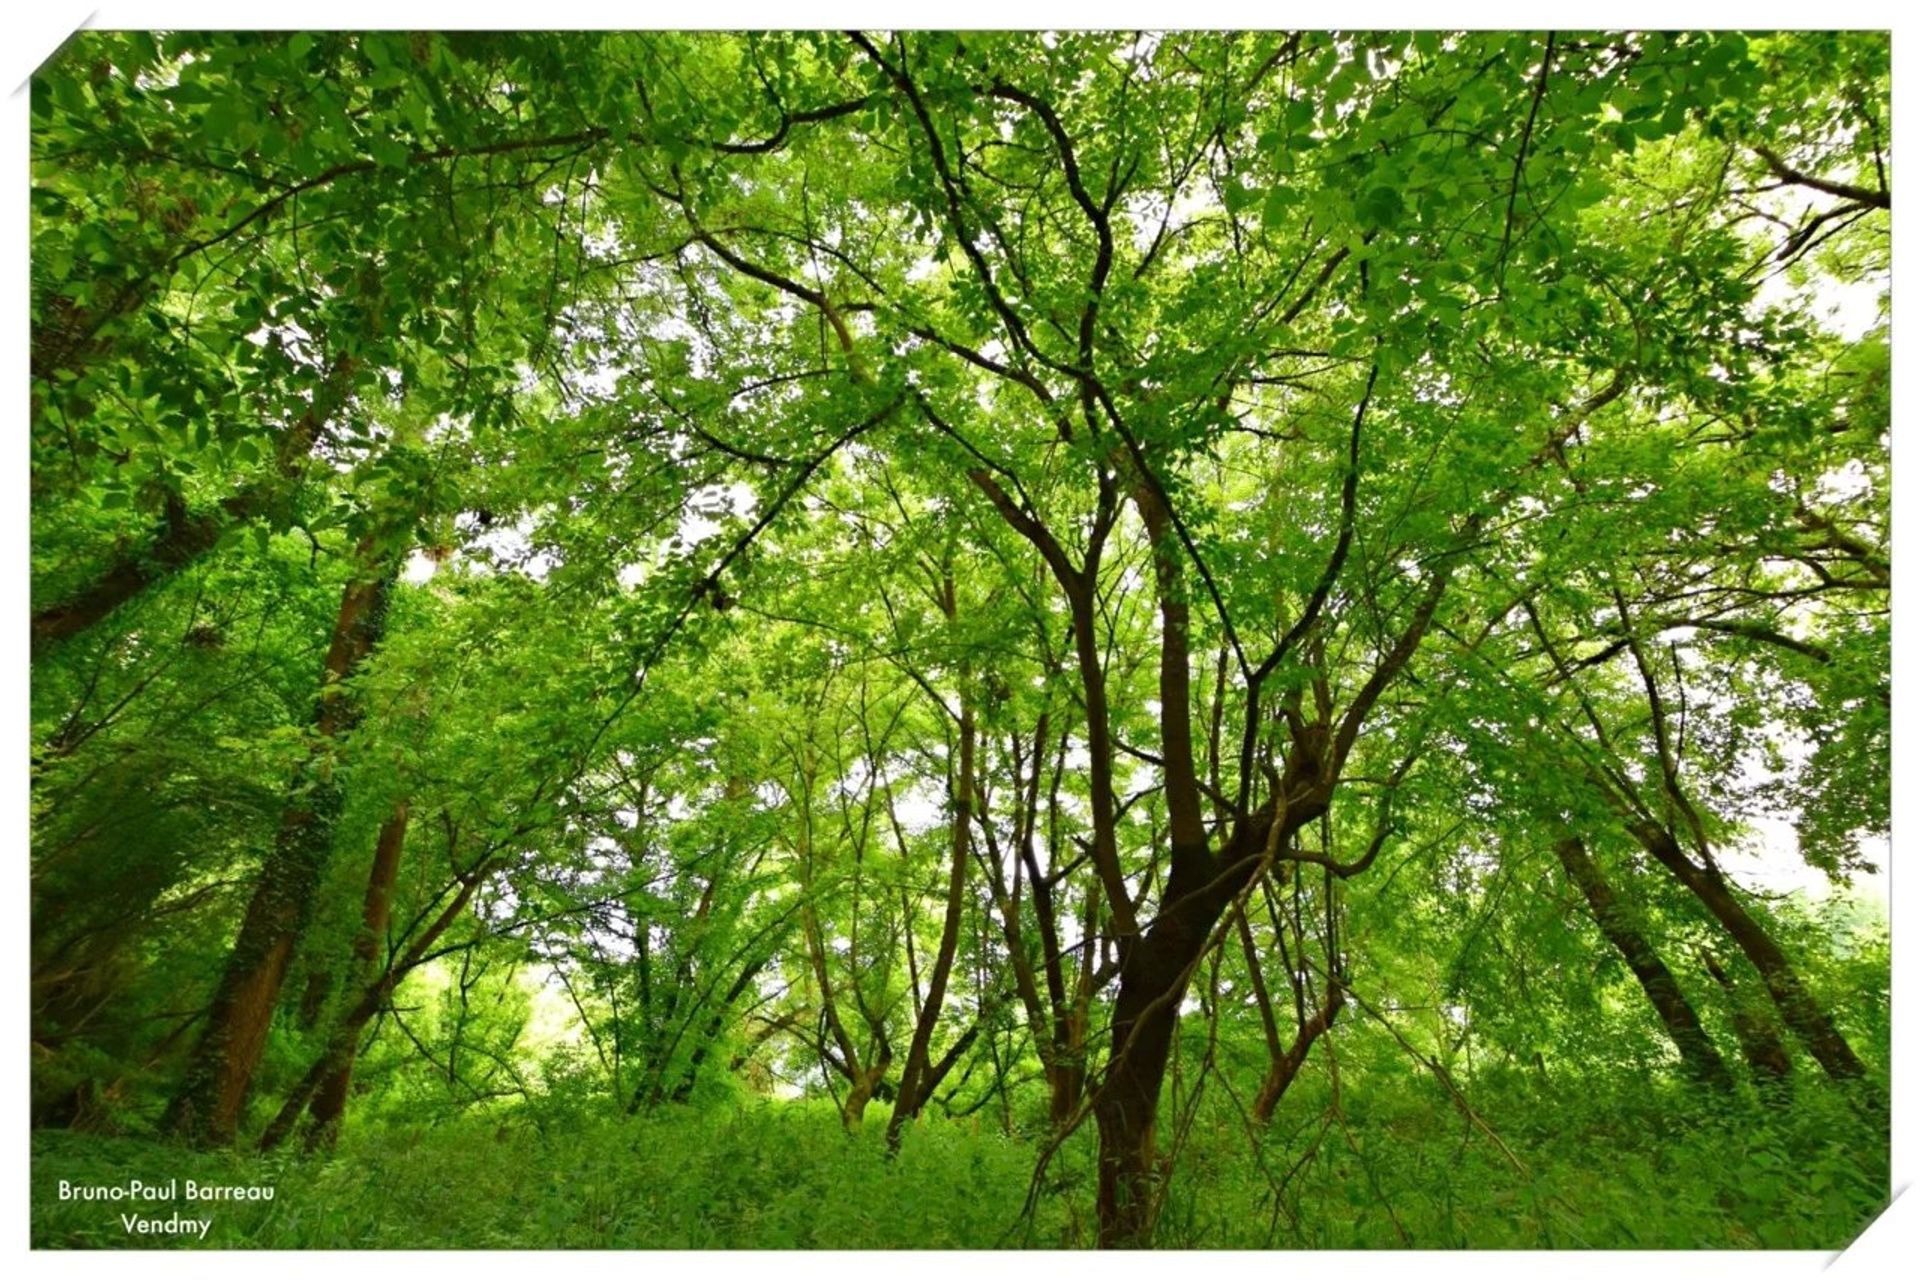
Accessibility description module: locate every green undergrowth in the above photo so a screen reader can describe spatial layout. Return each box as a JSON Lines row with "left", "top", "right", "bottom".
{"left": 1152, "top": 1075, "right": 1888, "bottom": 1249}
{"left": 32, "top": 1082, "right": 1886, "bottom": 1249}
{"left": 31, "top": 1103, "right": 1049, "bottom": 1249}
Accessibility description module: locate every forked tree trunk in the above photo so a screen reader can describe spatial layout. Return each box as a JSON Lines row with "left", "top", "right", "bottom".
{"left": 800, "top": 872, "right": 891, "bottom": 1129}
{"left": 977, "top": 720, "right": 1098, "bottom": 1132}
{"left": 663, "top": 965, "right": 766, "bottom": 1106}
{"left": 886, "top": 700, "right": 975, "bottom": 1149}
{"left": 1093, "top": 795, "right": 1318, "bottom": 1247}
{"left": 1237, "top": 908, "right": 1346, "bottom": 1124}
{"left": 1552, "top": 837, "right": 1733, "bottom": 1090}
{"left": 1093, "top": 908, "right": 1201, "bottom": 1246}
{"left": 1252, "top": 984, "right": 1345, "bottom": 1125}
{"left": 841, "top": 1061, "right": 889, "bottom": 1127}
{"left": 164, "top": 563, "right": 395, "bottom": 1145}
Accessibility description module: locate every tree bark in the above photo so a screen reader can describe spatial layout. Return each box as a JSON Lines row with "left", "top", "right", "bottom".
{"left": 163, "top": 561, "right": 396, "bottom": 1145}
{"left": 1698, "top": 947, "right": 1794, "bottom": 1095}
{"left": 32, "top": 358, "right": 354, "bottom": 653}
{"left": 1552, "top": 836, "right": 1734, "bottom": 1091}
{"left": 303, "top": 798, "right": 412, "bottom": 1149}
{"left": 1629, "top": 820, "right": 1867, "bottom": 1084}
{"left": 1090, "top": 469, "right": 1373, "bottom": 1245}
{"left": 1056, "top": 886, "right": 1099, "bottom": 1128}
{"left": 799, "top": 838, "right": 891, "bottom": 1128}
{"left": 886, "top": 698, "right": 975, "bottom": 1148}
{"left": 258, "top": 845, "right": 500, "bottom": 1153}
{"left": 1093, "top": 783, "right": 1321, "bottom": 1247}
{"left": 1251, "top": 983, "right": 1344, "bottom": 1125}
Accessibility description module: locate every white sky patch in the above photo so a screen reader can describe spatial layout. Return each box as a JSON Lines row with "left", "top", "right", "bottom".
{"left": 891, "top": 780, "right": 945, "bottom": 835}
{"left": 401, "top": 547, "right": 439, "bottom": 584}
{"left": 1753, "top": 271, "right": 1885, "bottom": 342}
{"left": 1721, "top": 819, "right": 1888, "bottom": 906}
{"left": 1815, "top": 458, "right": 1874, "bottom": 504}
{"left": 460, "top": 511, "right": 561, "bottom": 582}
{"left": 677, "top": 481, "right": 758, "bottom": 548}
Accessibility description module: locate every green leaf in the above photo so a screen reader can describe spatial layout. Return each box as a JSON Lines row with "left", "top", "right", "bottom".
{"left": 369, "top": 136, "right": 411, "bottom": 169}
{"left": 1261, "top": 185, "right": 1301, "bottom": 229}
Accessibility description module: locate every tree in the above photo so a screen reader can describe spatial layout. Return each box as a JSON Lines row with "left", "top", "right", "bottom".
{"left": 29, "top": 29, "right": 1888, "bottom": 1249}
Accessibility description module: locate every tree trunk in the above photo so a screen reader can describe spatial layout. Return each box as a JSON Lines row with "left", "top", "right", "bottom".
{"left": 32, "top": 359, "right": 353, "bottom": 653}
{"left": 1093, "top": 793, "right": 1316, "bottom": 1247}
{"left": 1053, "top": 885, "right": 1099, "bottom": 1128}
{"left": 30, "top": 499, "right": 219, "bottom": 651}
{"left": 1252, "top": 983, "right": 1345, "bottom": 1125}
{"left": 259, "top": 846, "right": 498, "bottom": 1153}
{"left": 657, "top": 953, "right": 772, "bottom": 1107}
{"left": 1093, "top": 926, "right": 1190, "bottom": 1247}
{"left": 1699, "top": 947, "right": 1794, "bottom": 1095}
{"left": 886, "top": 700, "right": 974, "bottom": 1149}
{"left": 1552, "top": 837, "right": 1734, "bottom": 1090}
{"left": 1630, "top": 821, "right": 1868, "bottom": 1084}
{"left": 296, "top": 970, "right": 334, "bottom": 1032}
{"left": 303, "top": 799, "right": 411, "bottom": 1149}
{"left": 842, "top": 1062, "right": 889, "bottom": 1127}
{"left": 163, "top": 563, "right": 395, "bottom": 1145}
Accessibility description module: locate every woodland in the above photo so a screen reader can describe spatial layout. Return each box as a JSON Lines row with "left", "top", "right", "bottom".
{"left": 28, "top": 30, "right": 1890, "bottom": 1250}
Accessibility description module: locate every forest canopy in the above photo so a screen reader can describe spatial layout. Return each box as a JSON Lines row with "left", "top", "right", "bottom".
{"left": 28, "top": 29, "right": 1890, "bottom": 1250}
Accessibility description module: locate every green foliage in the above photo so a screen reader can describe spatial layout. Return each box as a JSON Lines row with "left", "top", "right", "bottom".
{"left": 30, "top": 28, "right": 1888, "bottom": 1250}
{"left": 32, "top": 1080, "right": 1884, "bottom": 1249}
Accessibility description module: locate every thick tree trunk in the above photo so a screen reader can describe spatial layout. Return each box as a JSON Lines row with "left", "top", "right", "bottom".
{"left": 1630, "top": 821, "right": 1868, "bottom": 1084}
{"left": 303, "top": 799, "right": 412, "bottom": 1149}
{"left": 163, "top": 564, "right": 395, "bottom": 1146}
{"left": 1093, "top": 796, "right": 1316, "bottom": 1247}
{"left": 886, "top": 701, "right": 974, "bottom": 1148}
{"left": 1698, "top": 948, "right": 1794, "bottom": 1094}
{"left": 1552, "top": 837, "right": 1734, "bottom": 1090}
{"left": 32, "top": 359, "right": 353, "bottom": 653}
{"left": 259, "top": 848, "right": 498, "bottom": 1153}
{"left": 1093, "top": 922, "right": 1193, "bottom": 1247}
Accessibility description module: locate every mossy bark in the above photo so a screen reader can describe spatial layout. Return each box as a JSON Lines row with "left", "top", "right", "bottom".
{"left": 163, "top": 565, "right": 395, "bottom": 1146}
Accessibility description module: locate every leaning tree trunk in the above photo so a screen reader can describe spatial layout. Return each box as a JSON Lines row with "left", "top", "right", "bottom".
{"left": 1630, "top": 821, "right": 1867, "bottom": 1084}
{"left": 258, "top": 847, "right": 500, "bottom": 1153}
{"left": 163, "top": 561, "right": 396, "bottom": 1146}
{"left": 1698, "top": 947, "right": 1794, "bottom": 1096}
{"left": 1553, "top": 837, "right": 1734, "bottom": 1090}
{"left": 302, "top": 798, "right": 412, "bottom": 1150}
{"left": 662, "top": 955, "right": 772, "bottom": 1106}
{"left": 32, "top": 357, "right": 354, "bottom": 653}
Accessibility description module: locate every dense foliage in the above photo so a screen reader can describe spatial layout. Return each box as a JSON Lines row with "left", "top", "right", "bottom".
{"left": 30, "top": 30, "right": 1889, "bottom": 1250}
